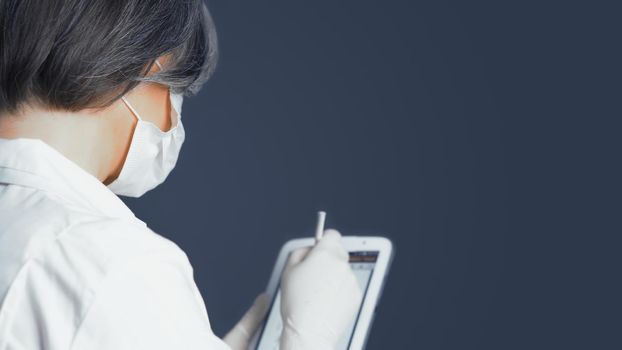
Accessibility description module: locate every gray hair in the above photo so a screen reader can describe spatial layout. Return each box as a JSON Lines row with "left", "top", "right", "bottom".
{"left": 0, "top": 0, "right": 218, "bottom": 114}
{"left": 137, "top": 2, "right": 218, "bottom": 95}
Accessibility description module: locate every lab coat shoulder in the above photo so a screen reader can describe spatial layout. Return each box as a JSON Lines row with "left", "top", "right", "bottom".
{"left": 0, "top": 184, "right": 189, "bottom": 292}
{"left": 18, "top": 200, "right": 193, "bottom": 301}
{"left": 66, "top": 217, "right": 231, "bottom": 350}
{"left": 1, "top": 195, "right": 228, "bottom": 350}
{"left": 64, "top": 214, "right": 194, "bottom": 280}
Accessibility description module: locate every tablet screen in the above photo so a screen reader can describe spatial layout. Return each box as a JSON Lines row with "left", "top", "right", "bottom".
{"left": 255, "top": 251, "right": 379, "bottom": 350}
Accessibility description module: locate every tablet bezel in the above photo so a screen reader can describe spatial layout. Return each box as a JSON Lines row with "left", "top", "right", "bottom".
{"left": 249, "top": 236, "right": 394, "bottom": 350}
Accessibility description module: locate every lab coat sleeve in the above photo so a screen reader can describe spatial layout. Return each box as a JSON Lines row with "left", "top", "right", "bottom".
{"left": 68, "top": 249, "right": 232, "bottom": 350}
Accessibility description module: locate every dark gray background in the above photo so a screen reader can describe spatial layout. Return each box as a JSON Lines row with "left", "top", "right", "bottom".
{"left": 124, "top": 0, "right": 620, "bottom": 349}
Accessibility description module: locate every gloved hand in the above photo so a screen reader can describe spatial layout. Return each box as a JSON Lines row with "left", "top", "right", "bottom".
{"left": 279, "top": 229, "right": 363, "bottom": 350}
{"left": 223, "top": 293, "right": 270, "bottom": 350}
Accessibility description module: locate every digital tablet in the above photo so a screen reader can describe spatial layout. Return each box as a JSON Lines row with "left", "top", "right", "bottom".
{"left": 249, "top": 236, "right": 394, "bottom": 350}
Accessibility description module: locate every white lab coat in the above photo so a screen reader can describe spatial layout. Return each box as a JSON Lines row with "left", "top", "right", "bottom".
{"left": 0, "top": 138, "right": 231, "bottom": 350}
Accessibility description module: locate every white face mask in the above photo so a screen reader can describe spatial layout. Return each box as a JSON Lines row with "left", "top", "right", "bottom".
{"left": 107, "top": 90, "right": 185, "bottom": 197}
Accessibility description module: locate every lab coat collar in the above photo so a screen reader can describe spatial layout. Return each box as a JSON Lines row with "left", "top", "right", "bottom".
{"left": 0, "top": 138, "right": 140, "bottom": 222}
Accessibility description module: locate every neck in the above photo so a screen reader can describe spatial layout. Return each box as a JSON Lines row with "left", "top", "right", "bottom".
{"left": 0, "top": 105, "right": 125, "bottom": 182}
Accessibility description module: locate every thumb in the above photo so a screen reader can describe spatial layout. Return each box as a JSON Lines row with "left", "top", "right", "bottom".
{"left": 223, "top": 293, "right": 270, "bottom": 350}
{"left": 311, "top": 229, "right": 349, "bottom": 262}
{"left": 284, "top": 247, "right": 311, "bottom": 271}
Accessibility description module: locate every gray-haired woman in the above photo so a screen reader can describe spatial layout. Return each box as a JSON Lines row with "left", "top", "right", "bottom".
{"left": 0, "top": 1, "right": 361, "bottom": 349}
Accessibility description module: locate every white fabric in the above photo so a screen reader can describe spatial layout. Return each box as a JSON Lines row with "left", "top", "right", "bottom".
{"left": 0, "top": 138, "right": 231, "bottom": 350}
{"left": 107, "top": 92, "right": 185, "bottom": 198}
{"left": 279, "top": 231, "right": 363, "bottom": 350}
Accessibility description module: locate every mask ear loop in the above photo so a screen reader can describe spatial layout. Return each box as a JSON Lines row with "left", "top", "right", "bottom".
{"left": 121, "top": 96, "right": 143, "bottom": 121}
{"left": 153, "top": 58, "right": 181, "bottom": 128}
{"left": 121, "top": 59, "right": 163, "bottom": 121}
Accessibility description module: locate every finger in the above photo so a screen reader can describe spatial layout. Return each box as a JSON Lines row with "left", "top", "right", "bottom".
{"left": 318, "top": 229, "right": 343, "bottom": 247}
{"left": 223, "top": 293, "right": 271, "bottom": 349}
{"left": 238, "top": 293, "right": 270, "bottom": 335}
{"left": 284, "top": 247, "right": 311, "bottom": 270}
{"left": 323, "top": 228, "right": 342, "bottom": 239}
{"left": 312, "top": 229, "right": 349, "bottom": 261}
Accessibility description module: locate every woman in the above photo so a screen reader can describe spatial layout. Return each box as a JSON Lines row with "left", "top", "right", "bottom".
{"left": 0, "top": 1, "right": 361, "bottom": 349}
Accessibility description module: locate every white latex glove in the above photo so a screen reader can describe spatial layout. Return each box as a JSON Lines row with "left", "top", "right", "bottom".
{"left": 223, "top": 293, "right": 270, "bottom": 350}
{"left": 279, "top": 229, "right": 363, "bottom": 350}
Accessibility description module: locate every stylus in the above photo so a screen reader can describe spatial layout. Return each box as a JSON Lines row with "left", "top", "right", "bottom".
{"left": 314, "top": 211, "right": 326, "bottom": 243}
